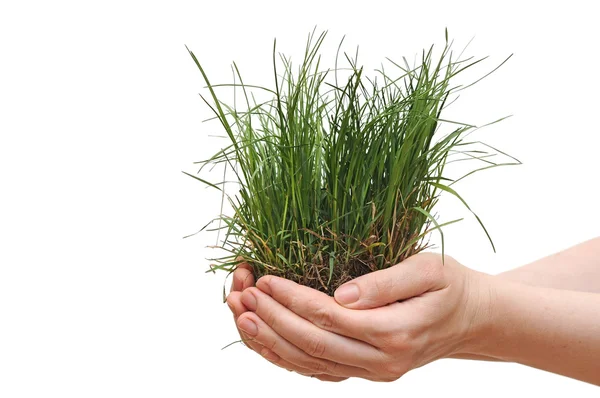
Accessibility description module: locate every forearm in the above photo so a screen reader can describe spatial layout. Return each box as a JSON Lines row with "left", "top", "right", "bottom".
{"left": 496, "top": 237, "right": 600, "bottom": 293}
{"left": 451, "top": 237, "right": 600, "bottom": 363}
{"left": 469, "top": 277, "right": 600, "bottom": 385}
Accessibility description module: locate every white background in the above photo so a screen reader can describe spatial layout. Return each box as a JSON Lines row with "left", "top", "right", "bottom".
{"left": 1, "top": 0, "right": 599, "bottom": 396}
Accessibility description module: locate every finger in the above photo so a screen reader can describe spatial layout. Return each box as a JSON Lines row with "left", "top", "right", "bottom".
{"left": 240, "top": 287, "right": 383, "bottom": 369}
{"left": 257, "top": 346, "right": 329, "bottom": 377}
{"left": 231, "top": 266, "right": 255, "bottom": 293}
{"left": 256, "top": 275, "right": 377, "bottom": 343}
{"left": 234, "top": 257, "right": 253, "bottom": 271}
{"left": 333, "top": 253, "right": 447, "bottom": 309}
{"left": 227, "top": 291, "right": 248, "bottom": 317}
{"left": 237, "top": 311, "right": 375, "bottom": 379}
{"left": 226, "top": 291, "right": 262, "bottom": 353}
{"left": 234, "top": 302, "right": 346, "bottom": 377}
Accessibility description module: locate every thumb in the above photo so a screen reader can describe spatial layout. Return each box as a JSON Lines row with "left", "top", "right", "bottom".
{"left": 333, "top": 253, "right": 445, "bottom": 309}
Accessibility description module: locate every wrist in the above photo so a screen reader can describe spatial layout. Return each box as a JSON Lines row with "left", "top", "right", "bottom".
{"left": 455, "top": 270, "right": 501, "bottom": 358}
{"left": 460, "top": 272, "right": 535, "bottom": 362}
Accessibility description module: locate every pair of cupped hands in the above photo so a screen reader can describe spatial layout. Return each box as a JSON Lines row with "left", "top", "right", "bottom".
{"left": 226, "top": 253, "right": 493, "bottom": 382}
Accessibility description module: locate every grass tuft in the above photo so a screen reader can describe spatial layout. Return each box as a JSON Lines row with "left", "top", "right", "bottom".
{"left": 186, "top": 30, "right": 518, "bottom": 294}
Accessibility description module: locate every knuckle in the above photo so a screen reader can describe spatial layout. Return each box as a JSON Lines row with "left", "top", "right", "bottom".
{"left": 371, "top": 327, "right": 411, "bottom": 351}
{"left": 285, "top": 293, "right": 299, "bottom": 311}
{"left": 422, "top": 256, "right": 444, "bottom": 285}
{"left": 263, "top": 309, "right": 278, "bottom": 330}
{"left": 327, "top": 360, "right": 341, "bottom": 376}
{"left": 380, "top": 374, "right": 401, "bottom": 382}
{"left": 243, "top": 339, "right": 261, "bottom": 352}
{"left": 266, "top": 278, "right": 296, "bottom": 309}
{"left": 303, "top": 359, "right": 328, "bottom": 373}
{"left": 390, "top": 330, "right": 413, "bottom": 351}
{"left": 304, "top": 332, "right": 327, "bottom": 357}
{"left": 259, "top": 347, "right": 278, "bottom": 363}
{"left": 360, "top": 313, "right": 387, "bottom": 341}
{"left": 312, "top": 305, "right": 335, "bottom": 329}
{"left": 380, "top": 362, "right": 406, "bottom": 381}
{"left": 372, "top": 274, "right": 393, "bottom": 297}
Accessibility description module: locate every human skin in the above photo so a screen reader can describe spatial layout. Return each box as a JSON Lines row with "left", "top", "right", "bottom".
{"left": 226, "top": 237, "right": 600, "bottom": 384}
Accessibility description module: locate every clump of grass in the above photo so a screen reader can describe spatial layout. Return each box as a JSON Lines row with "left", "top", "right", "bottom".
{"left": 185, "top": 30, "right": 518, "bottom": 294}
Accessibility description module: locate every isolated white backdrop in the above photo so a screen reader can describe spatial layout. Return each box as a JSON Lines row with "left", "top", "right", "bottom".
{"left": 0, "top": 0, "right": 598, "bottom": 396}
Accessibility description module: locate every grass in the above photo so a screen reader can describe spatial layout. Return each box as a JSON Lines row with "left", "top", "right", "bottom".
{"left": 185, "top": 29, "right": 519, "bottom": 295}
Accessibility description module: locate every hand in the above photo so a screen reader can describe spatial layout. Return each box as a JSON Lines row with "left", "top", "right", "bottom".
{"left": 232, "top": 253, "right": 492, "bottom": 382}
{"left": 226, "top": 262, "right": 349, "bottom": 382}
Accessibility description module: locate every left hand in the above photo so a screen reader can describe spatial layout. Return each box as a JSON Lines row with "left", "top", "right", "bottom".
{"left": 230, "top": 253, "right": 492, "bottom": 382}
{"left": 226, "top": 261, "right": 349, "bottom": 382}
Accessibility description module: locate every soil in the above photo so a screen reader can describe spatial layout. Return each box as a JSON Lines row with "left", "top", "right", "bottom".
{"left": 251, "top": 251, "right": 417, "bottom": 295}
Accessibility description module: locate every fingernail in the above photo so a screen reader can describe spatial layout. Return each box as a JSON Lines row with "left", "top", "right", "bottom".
{"left": 241, "top": 291, "right": 257, "bottom": 311}
{"left": 334, "top": 283, "right": 359, "bottom": 305}
{"left": 232, "top": 277, "right": 240, "bottom": 292}
{"left": 238, "top": 318, "right": 258, "bottom": 336}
